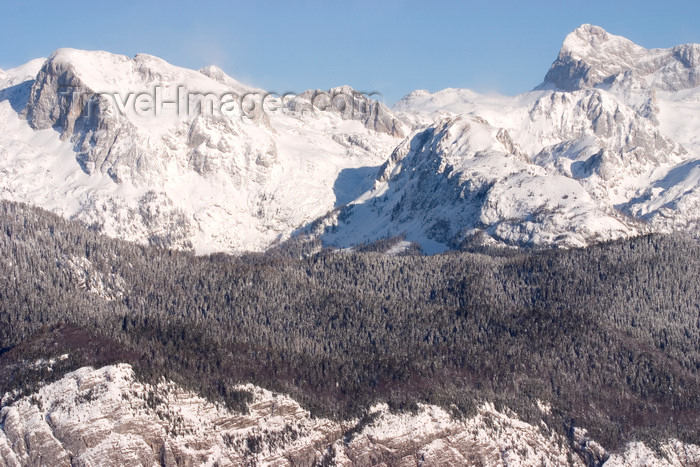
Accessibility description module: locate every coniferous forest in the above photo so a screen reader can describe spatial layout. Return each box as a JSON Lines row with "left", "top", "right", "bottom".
{"left": 0, "top": 200, "right": 699, "bottom": 453}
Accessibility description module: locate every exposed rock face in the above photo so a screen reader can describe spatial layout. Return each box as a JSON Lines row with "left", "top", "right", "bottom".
{"left": 25, "top": 51, "right": 93, "bottom": 136}
{"left": 2, "top": 365, "right": 697, "bottom": 466}
{"left": 528, "top": 89, "right": 683, "bottom": 168}
{"left": 0, "top": 364, "right": 343, "bottom": 466}
{"left": 526, "top": 88, "right": 688, "bottom": 212}
{"left": 23, "top": 49, "right": 276, "bottom": 186}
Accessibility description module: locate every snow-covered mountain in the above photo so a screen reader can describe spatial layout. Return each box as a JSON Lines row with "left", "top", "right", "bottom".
{"left": 0, "top": 49, "right": 402, "bottom": 253}
{"left": 542, "top": 24, "right": 700, "bottom": 93}
{"left": 1, "top": 364, "right": 697, "bottom": 466}
{"left": 0, "top": 25, "right": 699, "bottom": 254}
{"left": 322, "top": 25, "right": 699, "bottom": 252}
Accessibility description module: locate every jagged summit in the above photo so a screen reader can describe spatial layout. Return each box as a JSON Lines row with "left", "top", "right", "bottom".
{"left": 198, "top": 64, "right": 233, "bottom": 84}
{"left": 542, "top": 24, "right": 700, "bottom": 92}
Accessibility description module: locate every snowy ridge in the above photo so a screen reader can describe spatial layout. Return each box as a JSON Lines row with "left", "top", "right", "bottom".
{"left": 1, "top": 364, "right": 697, "bottom": 466}
{"left": 333, "top": 80, "right": 694, "bottom": 250}
{"left": 0, "top": 26, "right": 699, "bottom": 253}
{"left": 319, "top": 115, "right": 638, "bottom": 252}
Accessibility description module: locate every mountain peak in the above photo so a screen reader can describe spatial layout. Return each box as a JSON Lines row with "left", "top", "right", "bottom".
{"left": 2, "top": 35, "right": 700, "bottom": 256}
{"left": 198, "top": 64, "right": 254, "bottom": 93}
{"left": 560, "top": 25, "right": 637, "bottom": 59}
{"left": 199, "top": 64, "right": 225, "bottom": 78}
{"left": 46, "top": 47, "right": 130, "bottom": 70}
{"left": 543, "top": 25, "right": 700, "bottom": 92}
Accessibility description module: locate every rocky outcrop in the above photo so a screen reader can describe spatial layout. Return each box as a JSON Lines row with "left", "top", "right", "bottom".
{"left": 23, "top": 49, "right": 271, "bottom": 186}
{"left": 3, "top": 364, "right": 696, "bottom": 466}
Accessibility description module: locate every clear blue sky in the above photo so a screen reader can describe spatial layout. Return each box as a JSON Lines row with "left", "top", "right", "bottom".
{"left": 2, "top": 0, "right": 699, "bottom": 104}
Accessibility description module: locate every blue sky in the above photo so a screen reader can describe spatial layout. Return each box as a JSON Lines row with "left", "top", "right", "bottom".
{"left": 2, "top": 0, "right": 699, "bottom": 104}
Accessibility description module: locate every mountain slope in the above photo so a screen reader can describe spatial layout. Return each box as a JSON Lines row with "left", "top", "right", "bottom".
{"left": 319, "top": 115, "right": 638, "bottom": 252}
{"left": 1, "top": 199, "right": 700, "bottom": 465}
{"left": 2, "top": 200, "right": 700, "bottom": 455}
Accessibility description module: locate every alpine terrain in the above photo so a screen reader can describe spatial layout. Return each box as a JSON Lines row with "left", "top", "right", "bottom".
{"left": 0, "top": 24, "right": 698, "bottom": 254}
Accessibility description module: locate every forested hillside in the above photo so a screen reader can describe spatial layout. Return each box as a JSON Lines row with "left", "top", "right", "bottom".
{"left": 0, "top": 200, "right": 698, "bottom": 456}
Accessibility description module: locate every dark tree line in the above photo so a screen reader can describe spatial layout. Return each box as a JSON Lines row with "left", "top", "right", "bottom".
{"left": 0, "top": 200, "right": 699, "bottom": 455}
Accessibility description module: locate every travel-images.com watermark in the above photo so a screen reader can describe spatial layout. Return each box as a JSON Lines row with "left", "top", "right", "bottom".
{"left": 58, "top": 85, "right": 384, "bottom": 121}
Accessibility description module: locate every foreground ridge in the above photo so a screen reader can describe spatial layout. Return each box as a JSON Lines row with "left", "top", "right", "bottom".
{"left": 2, "top": 364, "right": 698, "bottom": 466}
